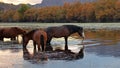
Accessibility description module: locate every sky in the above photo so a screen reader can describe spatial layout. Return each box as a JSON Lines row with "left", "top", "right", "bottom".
{"left": 0, "top": 0, "right": 42, "bottom": 5}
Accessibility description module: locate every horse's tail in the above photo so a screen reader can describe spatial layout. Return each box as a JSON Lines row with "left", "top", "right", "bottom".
{"left": 40, "top": 35, "right": 45, "bottom": 51}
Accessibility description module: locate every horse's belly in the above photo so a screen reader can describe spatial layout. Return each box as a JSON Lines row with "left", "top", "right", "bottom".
{"left": 53, "top": 34, "right": 66, "bottom": 38}
{"left": 53, "top": 32, "right": 69, "bottom": 38}
{"left": 4, "top": 36, "right": 15, "bottom": 38}
{"left": 54, "top": 36, "right": 63, "bottom": 38}
{"left": 3, "top": 34, "right": 16, "bottom": 38}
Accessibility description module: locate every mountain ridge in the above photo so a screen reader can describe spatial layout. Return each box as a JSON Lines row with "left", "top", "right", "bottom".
{"left": 35, "top": 0, "right": 96, "bottom": 7}
{"left": 0, "top": 0, "right": 97, "bottom": 10}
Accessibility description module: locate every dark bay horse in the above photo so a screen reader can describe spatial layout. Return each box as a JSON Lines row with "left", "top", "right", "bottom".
{"left": 45, "top": 25, "right": 85, "bottom": 50}
{"left": 23, "top": 29, "right": 47, "bottom": 51}
{"left": 0, "top": 27, "right": 26, "bottom": 41}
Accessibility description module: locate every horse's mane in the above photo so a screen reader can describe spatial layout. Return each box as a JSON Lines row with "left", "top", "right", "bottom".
{"left": 25, "top": 29, "right": 39, "bottom": 36}
{"left": 63, "top": 25, "right": 82, "bottom": 33}
{"left": 63, "top": 25, "right": 80, "bottom": 28}
{"left": 12, "top": 27, "right": 25, "bottom": 32}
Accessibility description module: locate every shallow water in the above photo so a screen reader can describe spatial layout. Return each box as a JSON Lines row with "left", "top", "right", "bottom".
{"left": 1, "top": 29, "right": 120, "bottom": 68}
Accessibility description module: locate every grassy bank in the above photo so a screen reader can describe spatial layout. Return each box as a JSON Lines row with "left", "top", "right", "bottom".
{"left": 0, "top": 23, "right": 120, "bottom": 30}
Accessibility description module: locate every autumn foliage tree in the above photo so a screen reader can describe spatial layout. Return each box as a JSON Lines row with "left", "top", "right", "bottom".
{"left": 18, "top": 4, "right": 30, "bottom": 21}
{"left": 0, "top": 10, "right": 15, "bottom": 22}
{"left": 0, "top": 0, "right": 119, "bottom": 23}
{"left": 95, "top": 0, "right": 119, "bottom": 22}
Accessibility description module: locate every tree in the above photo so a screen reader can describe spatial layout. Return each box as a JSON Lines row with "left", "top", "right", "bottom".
{"left": 13, "top": 11, "right": 21, "bottom": 22}
{"left": 24, "top": 8, "right": 38, "bottom": 22}
{"left": 1, "top": 10, "right": 15, "bottom": 22}
{"left": 95, "top": 0, "right": 118, "bottom": 22}
{"left": 81, "top": 3, "right": 95, "bottom": 22}
{"left": 65, "top": 2, "right": 82, "bottom": 22}
{"left": 18, "top": 4, "right": 30, "bottom": 22}
{"left": 114, "top": 1, "right": 120, "bottom": 22}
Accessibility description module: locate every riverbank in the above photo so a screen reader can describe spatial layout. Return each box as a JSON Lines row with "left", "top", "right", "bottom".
{"left": 0, "top": 23, "right": 120, "bottom": 30}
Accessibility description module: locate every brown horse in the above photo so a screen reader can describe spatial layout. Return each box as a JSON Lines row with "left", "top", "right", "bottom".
{"left": 23, "top": 29, "right": 47, "bottom": 51}
{"left": 0, "top": 27, "right": 26, "bottom": 41}
{"left": 45, "top": 25, "right": 85, "bottom": 50}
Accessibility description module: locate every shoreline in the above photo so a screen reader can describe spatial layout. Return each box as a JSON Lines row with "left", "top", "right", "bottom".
{"left": 0, "top": 23, "right": 120, "bottom": 30}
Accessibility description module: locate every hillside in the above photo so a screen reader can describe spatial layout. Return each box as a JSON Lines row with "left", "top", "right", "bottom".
{"left": 34, "top": 0, "right": 97, "bottom": 7}
{"left": 0, "top": 0, "right": 96, "bottom": 10}
{"left": 0, "top": 2, "right": 31, "bottom": 11}
{"left": 0, "top": 2, "right": 17, "bottom": 10}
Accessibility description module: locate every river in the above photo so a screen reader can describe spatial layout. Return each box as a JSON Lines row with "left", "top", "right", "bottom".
{"left": 0, "top": 28, "right": 120, "bottom": 68}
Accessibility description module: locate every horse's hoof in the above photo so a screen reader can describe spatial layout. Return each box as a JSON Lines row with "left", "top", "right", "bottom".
{"left": 65, "top": 49, "right": 71, "bottom": 52}
{"left": 45, "top": 45, "right": 53, "bottom": 51}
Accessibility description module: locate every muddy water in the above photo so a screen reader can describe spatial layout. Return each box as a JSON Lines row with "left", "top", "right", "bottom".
{"left": 1, "top": 29, "right": 120, "bottom": 68}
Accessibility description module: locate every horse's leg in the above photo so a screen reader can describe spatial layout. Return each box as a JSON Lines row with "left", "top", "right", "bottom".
{"left": 47, "top": 37, "right": 52, "bottom": 45}
{"left": 0, "top": 37, "right": 3, "bottom": 41}
{"left": 11, "top": 37, "right": 16, "bottom": 41}
{"left": 23, "top": 40, "right": 28, "bottom": 49}
{"left": 44, "top": 43, "right": 46, "bottom": 51}
{"left": 16, "top": 36, "right": 19, "bottom": 42}
{"left": 64, "top": 37, "right": 68, "bottom": 51}
{"left": 38, "top": 44, "right": 41, "bottom": 51}
{"left": 23, "top": 42, "right": 27, "bottom": 49}
{"left": 41, "top": 41, "right": 46, "bottom": 52}
{"left": 33, "top": 41, "right": 36, "bottom": 50}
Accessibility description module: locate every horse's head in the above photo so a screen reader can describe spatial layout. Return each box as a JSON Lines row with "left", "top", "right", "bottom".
{"left": 78, "top": 27, "right": 85, "bottom": 41}
{"left": 22, "top": 33, "right": 29, "bottom": 49}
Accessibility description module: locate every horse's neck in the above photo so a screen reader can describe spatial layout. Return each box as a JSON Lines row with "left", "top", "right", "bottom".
{"left": 70, "top": 29, "right": 77, "bottom": 34}
{"left": 27, "top": 33, "right": 34, "bottom": 40}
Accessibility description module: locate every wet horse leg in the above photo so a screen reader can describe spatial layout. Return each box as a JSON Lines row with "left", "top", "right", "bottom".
{"left": 41, "top": 41, "right": 45, "bottom": 52}
{"left": 41, "top": 43, "right": 44, "bottom": 52}
{"left": 0, "top": 37, "right": 3, "bottom": 41}
{"left": 38, "top": 44, "right": 41, "bottom": 51}
{"left": 16, "top": 36, "right": 19, "bottom": 43}
{"left": 11, "top": 37, "right": 16, "bottom": 41}
{"left": 23, "top": 39, "right": 29, "bottom": 49}
{"left": 23, "top": 42, "right": 28, "bottom": 49}
{"left": 64, "top": 37, "right": 68, "bottom": 51}
{"left": 47, "top": 37, "right": 52, "bottom": 45}
{"left": 33, "top": 41, "right": 36, "bottom": 50}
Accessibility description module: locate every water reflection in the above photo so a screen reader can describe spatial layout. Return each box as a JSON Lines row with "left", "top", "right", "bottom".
{"left": 85, "top": 29, "right": 120, "bottom": 45}
{"left": 23, "top": 47, "right": 84, "bottom": 64}
{"left": 85, "top": 29, "right": 120, "bottom": 58}
{"left": 1, "top": 29, "right": 120, "bottom": 68}
{"left": 23, "top": 48, "right": 48, "bottom": 64}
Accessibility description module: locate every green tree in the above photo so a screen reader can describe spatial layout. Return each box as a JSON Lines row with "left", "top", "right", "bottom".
{"left": 18, "top": 4, "right": 30, "bottom": 22}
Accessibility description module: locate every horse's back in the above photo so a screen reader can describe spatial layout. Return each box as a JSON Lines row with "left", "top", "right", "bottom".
{"left": 46, "top": 26, "right": 69, "bottom": 38}
{"left": 33, "top": 29, "right": 47, "bottom": 44}
{"left": 2, "top": 27, "right": 14, "bottom": 37}
{"left": 11, "top": 27, "right": 26, "bottom": 34}
{"left": 1, "top": 27, "right": 26, "bottom": 38}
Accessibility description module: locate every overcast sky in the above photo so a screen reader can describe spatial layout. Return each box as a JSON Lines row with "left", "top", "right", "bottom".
{"left": 0, "top": 0, "right": 42, "bottom": 5}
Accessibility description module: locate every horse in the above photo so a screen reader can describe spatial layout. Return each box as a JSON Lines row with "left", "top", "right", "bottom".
{"left": 0, "top": 27, "right": 26, "bottom": 41}
{"left": 23, "top": 29, "right": 47, "bottom": 52}
{"left": 45, "top": 25, "right": 85, "bottom": 51}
